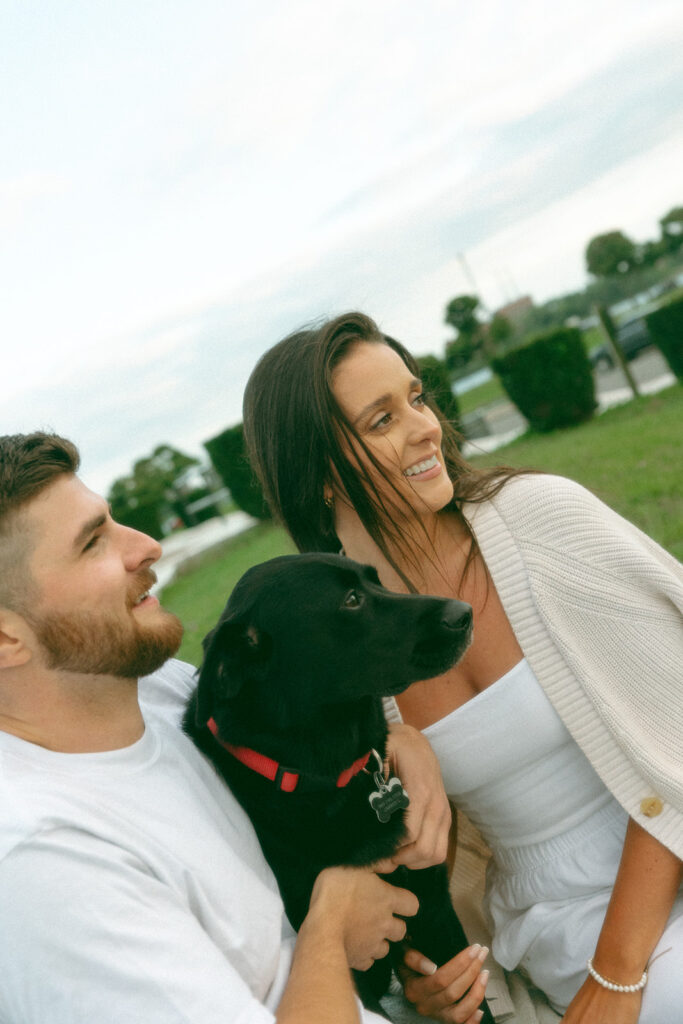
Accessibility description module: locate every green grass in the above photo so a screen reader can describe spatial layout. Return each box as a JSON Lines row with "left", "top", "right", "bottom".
{"left": 470, "top": 385, "right": 682, "bottom": 560}
{"left": 582, "top": 325, "right": 604, "bottom": 354}
{"left": 456, "top": 376, "right": 506, "bottom": 416}
{"left": 162, "top": 522, "right": 296, "bottom": 667}
{"left": 162, "top": 386, "right": 682, "bottom": 666}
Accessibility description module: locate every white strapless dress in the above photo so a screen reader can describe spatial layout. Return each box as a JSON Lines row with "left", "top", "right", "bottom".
{"left": 423, "top": 659, "right": 683, "bottom": 1017}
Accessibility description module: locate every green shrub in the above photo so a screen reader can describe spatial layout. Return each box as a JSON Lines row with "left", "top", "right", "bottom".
{"left": 204, "top": 424, "right": 271, "bottom": 520}
{"left": 109, "top": 500, "right": 165, "bottom": 540}
{"left": 645, "top": 296, "right": 683, "bottom": 379}
{"left": 491, "top": 327, "right": 596, "bottom": 432}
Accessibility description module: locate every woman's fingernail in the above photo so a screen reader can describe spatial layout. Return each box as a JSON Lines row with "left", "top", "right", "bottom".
{"left": 477, "top": 945, "right": 489, "bottom": 962}
{"left": 479, "top": 969, "right": 490, "bottom": 986}
{"left": 473, "top": 1012, "right": 484, "bottom": 1023}
{"left": 468, "top": 943, "right": 482, "bottom": 959}
{"left": 420, "top": 957, "right": 437, "bottom": 975}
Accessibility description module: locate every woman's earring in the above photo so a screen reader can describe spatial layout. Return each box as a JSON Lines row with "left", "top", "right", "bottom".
{"left": 324, "top": 493, "right": 334, "bottom": 510}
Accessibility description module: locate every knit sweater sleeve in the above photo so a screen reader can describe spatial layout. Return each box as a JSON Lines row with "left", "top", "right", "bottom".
{"left": 467, "top": 473, "right": 683, "bottom": 856}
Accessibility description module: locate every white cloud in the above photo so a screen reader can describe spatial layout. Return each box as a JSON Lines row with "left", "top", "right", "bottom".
{"left": 0, "top": 172, "right": 69, "bottom": 231}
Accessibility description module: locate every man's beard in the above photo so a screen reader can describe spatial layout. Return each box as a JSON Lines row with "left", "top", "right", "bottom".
{"left": 29, "top": 574, "right": 184, "bottom": 679}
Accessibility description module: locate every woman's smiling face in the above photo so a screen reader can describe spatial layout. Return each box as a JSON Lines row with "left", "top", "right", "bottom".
{"left": 331, "top": 341, "right": 454, "bottom": 518}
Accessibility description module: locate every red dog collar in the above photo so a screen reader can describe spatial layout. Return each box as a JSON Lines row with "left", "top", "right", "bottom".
{"left": 207, "top": 718, "right": 370, "bottom": 793}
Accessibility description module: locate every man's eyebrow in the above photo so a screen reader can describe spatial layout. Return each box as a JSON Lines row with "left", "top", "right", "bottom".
{"left": 352, "top": 377, "right": 421, "bottom": 426}
{"left": 72, "top": 508, "right": 110, "bottom": 550}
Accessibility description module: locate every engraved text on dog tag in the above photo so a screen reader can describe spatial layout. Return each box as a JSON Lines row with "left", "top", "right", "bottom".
{"left": 368, "top": 763, "right": 410, "bottom": 823}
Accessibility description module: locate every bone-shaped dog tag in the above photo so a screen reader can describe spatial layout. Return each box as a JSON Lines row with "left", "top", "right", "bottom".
{"left": 369, "top": 772, "right": 410, "bottom": 823}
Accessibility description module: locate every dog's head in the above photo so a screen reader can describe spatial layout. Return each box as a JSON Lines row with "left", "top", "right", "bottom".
{"left": 194, "top": 553, "right": 471, "bottom": 747}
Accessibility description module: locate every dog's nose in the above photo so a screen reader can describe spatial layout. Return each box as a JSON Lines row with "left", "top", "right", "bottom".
{"left": 441, "top": 600, "right": 473, "bottom": 633}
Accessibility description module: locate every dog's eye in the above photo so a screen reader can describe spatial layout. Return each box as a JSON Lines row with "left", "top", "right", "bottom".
{"left": 342, "top": 589, "right": 364, "bottom": 609}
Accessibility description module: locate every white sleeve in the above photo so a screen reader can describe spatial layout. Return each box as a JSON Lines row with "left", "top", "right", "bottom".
{"left": 139, "top": 658, "right": 199, "bottom": 728}
{"left": 382, "top": 695, "right": 403, "bottom": 723}
{"left": 0, "top": 832, "right": 276, "bottom": 1024}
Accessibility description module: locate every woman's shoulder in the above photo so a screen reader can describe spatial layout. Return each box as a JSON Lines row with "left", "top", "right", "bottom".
{"left": 485, "top": 472, "right": 604, "bottom": 523}
{"left": 481, "top": 473, "right": 682, "bottom": 581}
{"left": 488, "top": 471, "right": 637, "bottom": 541}
{"left": 461, "top": 474, "right": 603, "bottom": 564}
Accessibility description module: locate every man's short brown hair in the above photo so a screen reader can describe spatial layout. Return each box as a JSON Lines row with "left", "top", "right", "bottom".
{"left": 0, "top": 432, "right": 80, "bottom": 610}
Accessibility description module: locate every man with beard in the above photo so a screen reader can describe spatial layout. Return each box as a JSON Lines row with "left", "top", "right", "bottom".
{"left": 0, "top": 432, "right": 485, "bottom": 1024}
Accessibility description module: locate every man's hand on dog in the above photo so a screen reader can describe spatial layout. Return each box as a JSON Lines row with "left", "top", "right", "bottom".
{"left": 309, "top": 864, "right": 418, "bottom": 971}
{"left": 400, "top": 944, "right": 491, "bottom": 1023}
{"left": 385, "top": 723, "right": 452, "bottom": 868}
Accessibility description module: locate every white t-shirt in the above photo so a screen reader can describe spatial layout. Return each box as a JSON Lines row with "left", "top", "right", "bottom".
{"left": 0, "top": 660, "right": 295, "bottom": 1024}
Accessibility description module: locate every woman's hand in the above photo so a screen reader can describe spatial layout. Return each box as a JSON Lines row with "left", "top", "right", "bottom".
{"left": 385, "top": 721, "right": 451, "bottom": 868}
{"left": 399, "top": 944, "right": 490, "bottom": 1023}
{"left": 561, "top": 977, "right": 642, "bottom": 1023}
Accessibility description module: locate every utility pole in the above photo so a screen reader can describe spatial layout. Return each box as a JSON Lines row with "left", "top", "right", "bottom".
{"left": 458, "top": 252, "right": 490, "bottom": 316}
{"left": 594, "top": 305, "right": 640, "bottom": 399}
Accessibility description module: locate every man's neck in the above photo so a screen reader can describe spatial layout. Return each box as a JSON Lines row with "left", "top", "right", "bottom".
{"left": 0, "top": 668, "right": 145, "bottom": 753}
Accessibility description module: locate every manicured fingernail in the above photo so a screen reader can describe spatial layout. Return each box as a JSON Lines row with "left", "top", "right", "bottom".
{"left": 419, "top": 957, "right": 437, "bottom": 975}
{"left": 479, "top": 969, "right": 490, "bottom": 986}
{"left": 477, "top": 945, "right": 489, "bottom": 962}
{"left": 468, "top": 943, "right": 482, "bottom": 959}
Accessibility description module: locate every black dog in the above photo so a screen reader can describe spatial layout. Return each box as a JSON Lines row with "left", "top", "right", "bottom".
{"left": 184, "top": 553, "right": 494, "bottom": 1023}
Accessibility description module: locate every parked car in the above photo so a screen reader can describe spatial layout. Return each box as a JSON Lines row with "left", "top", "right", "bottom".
{"left": 589, "top": 315, "right": 653, "bottom": 371}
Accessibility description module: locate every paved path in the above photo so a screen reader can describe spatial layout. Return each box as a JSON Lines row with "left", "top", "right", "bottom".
{"left": 154, "top": 511, "right": 256, "bottom": 593}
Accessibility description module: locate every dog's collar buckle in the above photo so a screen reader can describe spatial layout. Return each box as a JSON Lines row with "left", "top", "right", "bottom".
{"left": 274, "top": 763, "right": 299, "bottom": 791}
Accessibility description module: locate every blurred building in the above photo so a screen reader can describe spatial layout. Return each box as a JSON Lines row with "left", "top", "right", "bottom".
{"left": 493, "top": 295, "right": 534, "bottom": 328}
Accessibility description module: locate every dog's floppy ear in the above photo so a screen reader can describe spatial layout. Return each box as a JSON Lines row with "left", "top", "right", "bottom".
{"left": 194, "top": 618, "right": 272, "bottom": 727}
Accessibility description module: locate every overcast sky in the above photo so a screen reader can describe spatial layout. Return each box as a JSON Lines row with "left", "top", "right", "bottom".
{"left": 3, "top": 0, "right": 683, "bottom": 494}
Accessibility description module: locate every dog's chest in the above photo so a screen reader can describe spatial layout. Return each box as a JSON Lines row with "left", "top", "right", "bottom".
{"left": 223, "top": 751, "right": 409, "bottom": 870}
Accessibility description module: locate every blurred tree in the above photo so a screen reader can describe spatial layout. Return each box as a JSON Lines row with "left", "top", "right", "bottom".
{"left": 638, "top": 238, "right": 667, "bottom": 267}
{"left": 444, "top": 333, "right": 481, "bottom": 374}
{"left": 444, "top": 294, "right": 481, "bottom": 336}
{"left": 108, "top": 477, "right": 165, "bottom": 540}
{"left": 660, "top": 207, "right": 683, "bottom": 253}
{"left": 108, "top": 444, "right": 201, "bottom": 539}
{"left": 585, "top": 230, "right": 637, "bottom": 277}
{"left": 488, "top": 314, "right": 513, "bottom": 350}
{"left": 444, "top": 294, "right": 487, "bottom": 373}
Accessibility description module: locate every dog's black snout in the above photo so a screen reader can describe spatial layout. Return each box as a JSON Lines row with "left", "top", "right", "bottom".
{"left": 441, "top": 600, "right": 473, "bottom": 633}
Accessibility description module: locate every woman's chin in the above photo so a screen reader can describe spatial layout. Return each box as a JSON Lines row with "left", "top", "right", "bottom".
{"left": 414, "top": 480, "right": 455, "bottom": 515}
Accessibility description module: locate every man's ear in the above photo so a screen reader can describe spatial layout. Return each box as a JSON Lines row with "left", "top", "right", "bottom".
{"left": 0, "top": 610, "right": 33, "bottom": 670}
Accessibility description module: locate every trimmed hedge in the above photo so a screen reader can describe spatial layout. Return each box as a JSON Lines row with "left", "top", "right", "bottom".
{"left": 645, "top": 296, "right": 683, "bottom": 379}
{"left": 491, "top": 327, "right": 596, "bottom": 432}
{"left": 204, "top": 424, "right": 271, "bottom": 520}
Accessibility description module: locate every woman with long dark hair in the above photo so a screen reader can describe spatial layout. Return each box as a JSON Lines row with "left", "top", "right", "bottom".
{"left": 243, "top": 312, "right": 683, "bottom": 1024}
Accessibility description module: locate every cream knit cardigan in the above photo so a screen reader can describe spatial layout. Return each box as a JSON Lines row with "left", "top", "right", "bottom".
{"left": 385, "top": 474, "right": 683, "bottom": 858}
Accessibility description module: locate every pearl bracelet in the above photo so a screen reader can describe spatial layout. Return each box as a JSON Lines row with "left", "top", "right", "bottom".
{"left": 586, "top": 957, "right": 648, "bottom": 993}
